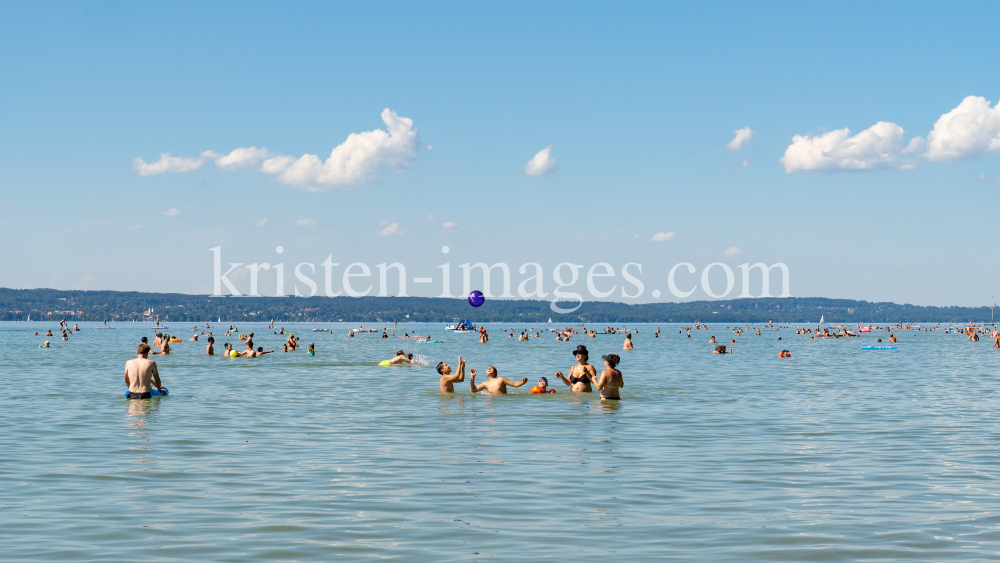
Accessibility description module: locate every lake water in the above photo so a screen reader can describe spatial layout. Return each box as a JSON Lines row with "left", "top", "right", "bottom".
{"left": 2, "top": 321, "right": 1000, "bottom": 561}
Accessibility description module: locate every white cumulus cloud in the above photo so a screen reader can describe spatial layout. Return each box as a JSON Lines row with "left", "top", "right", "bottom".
{"left": 132, "top": 153, "right": 206, "bottom": 176}
{"left": 256, "top": 218, "right": 268, "bottom": 227}
{"left": 780, "top": 122, "right": 924, "bottom": 173}
{"left": 651, "top": 231, "right": 676, "bottom": 242}
{"left": 925, "top": 96, "right": 1000, "bottom": 162}
{"left": 727, "top": 127, "right": 756, "bottom": 151}
{"left": 260, "top": 109, "right": 419, "bottom": 191}
{"left": 723, "top": 247, "right": 743, "bottom": 258}
{"left": 377, "top": 221, "right": 403, "bottom": 236}
{"left": 296, "top": 218, "right": 316, "bottom": 228}
{"left": 164, "top": 208, "right": 182, "bottom": 217}
{"left": 441, "top": 221, "right": 458, "bottom": 232}
{"left": 206, "top": 147, "right": 272, "bottom": 170}
{"left": 524, "top": 146, "right": 556, "bottom": 176}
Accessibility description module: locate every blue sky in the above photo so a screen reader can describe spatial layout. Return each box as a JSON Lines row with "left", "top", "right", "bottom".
{"left": 1, "top": 1, "right": 999, "bottom": 307}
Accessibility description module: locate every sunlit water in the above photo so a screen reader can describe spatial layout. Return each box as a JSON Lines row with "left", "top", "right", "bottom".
{"left": 2, "top": 321, "right": 1000, "bottom": 561}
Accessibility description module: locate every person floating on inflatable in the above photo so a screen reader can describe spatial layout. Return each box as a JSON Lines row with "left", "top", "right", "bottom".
{"left": 778, "top": 350, "right": 791, "bottom": 358}
{"left": 379, "top": 350, "right": 413, "bottom": 366}
{"left": 530, "top": 377, "right": 556, "bottom": 394}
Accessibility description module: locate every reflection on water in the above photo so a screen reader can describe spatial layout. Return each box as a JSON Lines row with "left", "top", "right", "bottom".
{"left": 3, "top": 321, "right": 1000, "bottom": 561}
{"left": 125, "top": 397, "right": 160, "bottom": 472}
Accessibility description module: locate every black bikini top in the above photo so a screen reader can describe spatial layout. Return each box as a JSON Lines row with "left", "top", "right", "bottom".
{"left": 569, "top": 375, "right": 587, "bottom": 384}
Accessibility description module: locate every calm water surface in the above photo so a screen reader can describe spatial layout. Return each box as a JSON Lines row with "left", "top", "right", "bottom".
{"left": 2, "top": 321, "right": 1000, "bottom": 561}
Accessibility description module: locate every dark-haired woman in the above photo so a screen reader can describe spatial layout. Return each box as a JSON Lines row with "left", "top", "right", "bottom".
{"left": 555, "top": 345, "right": 596, "bottom": 392}
{"left": 596, "top": 354, "right": 623, "bottom": 400}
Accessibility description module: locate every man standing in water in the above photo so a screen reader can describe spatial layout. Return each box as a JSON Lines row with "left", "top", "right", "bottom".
{"left": 469, "top": 365, "right": 528, "bottom": 394}
{"left": 124, "top": 343, "right": 164, "bottom": 399}
{"left": 437, "top": 355, "right": 466, "bottom": 393}
{"left": 623, "top": 333, "right": 634, "bottom": 350}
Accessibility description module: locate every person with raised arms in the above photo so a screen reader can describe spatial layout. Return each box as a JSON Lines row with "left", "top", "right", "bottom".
{"left": 469, "top": 365, "right": 527, "bottom": 394}
{"left": 437, "top": 355, "right": 466, "bottom": 393}
{"left": 555, "top": 345, "right": 597, "bottom": 392}
{"left": 124, "top": 343, "right": 164, "bottom": 399}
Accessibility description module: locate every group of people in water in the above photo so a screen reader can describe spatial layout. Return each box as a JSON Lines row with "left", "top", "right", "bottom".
{"left": 31, "top": 317, "right": 1000, "bottom": 401}
{"left": 435, "top": 344, "right": 624, "bottom": 399}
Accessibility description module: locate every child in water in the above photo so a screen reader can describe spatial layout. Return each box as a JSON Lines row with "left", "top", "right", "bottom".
{"left": 307, "top": 343, "right": 315, "bottom": 356}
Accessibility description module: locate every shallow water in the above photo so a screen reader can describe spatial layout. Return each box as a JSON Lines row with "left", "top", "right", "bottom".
{"left": 2, "top": 321, "right": 1000, "bottom": 561}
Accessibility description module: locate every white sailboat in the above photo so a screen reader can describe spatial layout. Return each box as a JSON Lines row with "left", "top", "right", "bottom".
{"left": 819, "top": 315, "right": 824, "bottom": 324}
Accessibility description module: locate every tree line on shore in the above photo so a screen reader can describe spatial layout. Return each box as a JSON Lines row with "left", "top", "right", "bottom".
{"left": 0, "top": 288, "right": 994, "bottom": 324}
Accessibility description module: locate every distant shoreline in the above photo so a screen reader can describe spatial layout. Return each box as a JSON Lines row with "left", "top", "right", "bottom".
{"left": 1, "top": 288, "right": 995, "bottom": 324}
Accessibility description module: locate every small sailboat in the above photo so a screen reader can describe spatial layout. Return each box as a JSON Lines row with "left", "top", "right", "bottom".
{"left": 819, "top": 315, "right": 824, "bottom": 324}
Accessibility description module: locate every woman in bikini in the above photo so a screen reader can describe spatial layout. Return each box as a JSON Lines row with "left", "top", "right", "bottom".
{"left": 555, "top": 345, "right": 597, "bottom": 392}
{"left": 596, "top": 354, "right": 624, "bottom": 400}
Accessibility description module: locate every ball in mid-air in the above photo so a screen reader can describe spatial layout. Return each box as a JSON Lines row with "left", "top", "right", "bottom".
{"left": 468, "top": 290, "right": 485, "bottom": 307}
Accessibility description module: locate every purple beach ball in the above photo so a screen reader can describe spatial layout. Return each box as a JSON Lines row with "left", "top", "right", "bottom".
{"left": 468, "top": 290, "right": 485, "bottom": 307}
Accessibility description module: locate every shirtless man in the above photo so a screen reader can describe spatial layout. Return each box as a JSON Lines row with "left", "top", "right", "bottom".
{"left": 994, "top": 332, "right": 1000, "bottom": 348}
{"left": 469, "top": 365, "right": 527, "bottom": 394}
{"left": 888, "top": 334, "right": 899, "bottom": 343}
{"left": 437, "top": 355, "right": 466, "bottom": 393}
{"left": 623, "top": 333, "right": 634, "bottom": 350}
{"left": 596, "top": 354, "right": 624, "bottom": 400}
{"left": 385, "top": 350, "right": 413, "bottom": 365}
{"left": 152, "top": 332, "right": 163, "bottom": 348}
{"left": 206, "top": 336, "right": 215, "bottom": 355}
{"left": 555, "top": 345, "right": 597, "bottom": 392}
{"left": 124, "top": 343, "right": 164, "bottom": 399}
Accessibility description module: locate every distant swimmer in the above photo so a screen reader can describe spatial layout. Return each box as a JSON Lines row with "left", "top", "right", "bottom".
{"left": 152, "top": 332, "right": 163, "bottom": 348}
{"left": 713, "top": 344, "right": 728, "bottom": 354}
{"left": 124, "top": 343, "right": 164, "bottom": 399}
{"left": 42, "top": 341, "right": 50, "bottom": 348}
{"left": 994, "top": 333, "right": 1000, "bottom": 348}
{"left": 382, "top": 329, "right": 388, "bottom": 338}
{"left": 969, "top": 331, "right": 980, "bottom": 342}
{"left": 623, "top": 333, "right": 634, "bottom": 350}
{"left": 206, "top": 336, "right": 215, "bottom": 356}
{"left": 45, "top": 330, "right": 53, "bottom": 337}
{"left": 596, "top": 354, "right": 623, "bottom": 400}
{"left": 469, "top": 366, "right": 527, "bottom": 394}
{"left": 381, "top": 350, "right": 413, "bottom": 365}
{"left": 73, "top": 324, "right": 80, "bottom": 331}
{"left": 188, "top": 334, "right": 199, "bottom": 342}
{"left": 437, "top": 356, "right": 466, "bottom": 393}
{"left": 709, "top": 336, "right": 716, "bottom": 343}
{"left": 256, "top": 347, "right": 274, "bottom": 356}
{"left": 888, "top": 334, "right": 899, "bottom": 343}
{"left": 530, "top": 377, "right": 556, "bottom": 394}
{"left": 555, "top": 345, "right": 596, "bottom": 392}
{"left": 307, "top": 344, "right": 315, "bottom": 356}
